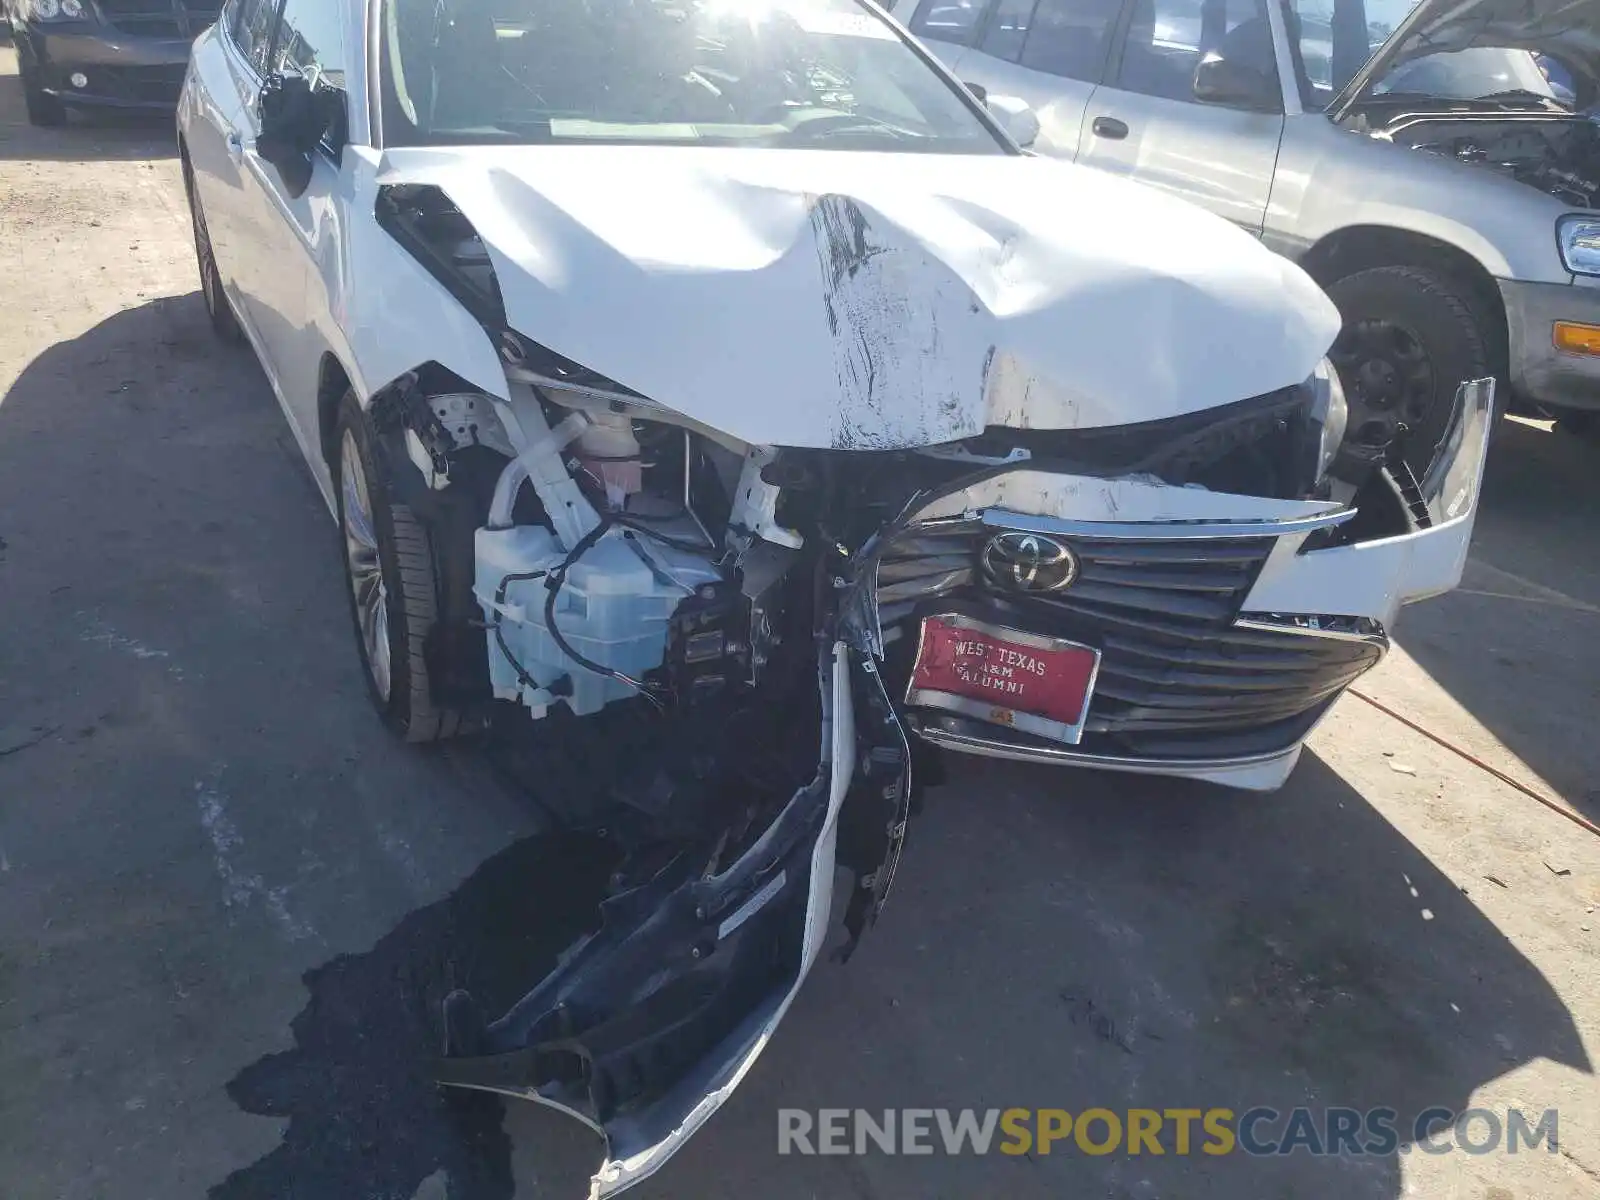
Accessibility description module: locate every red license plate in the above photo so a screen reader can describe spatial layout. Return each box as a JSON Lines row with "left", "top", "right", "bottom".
{"left": 906, "top": 614, "right": 1101, "bottom": 744}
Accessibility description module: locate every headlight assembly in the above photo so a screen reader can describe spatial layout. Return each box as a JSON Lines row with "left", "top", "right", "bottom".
{"left": 1309, "top": 356, "right": 1348, "bottom": 482}
{"left": 1557, "top": 216, "right": 1600, "bottom": 277}
{"left": 18, "top": 0, "right": 89, "bottom": 19}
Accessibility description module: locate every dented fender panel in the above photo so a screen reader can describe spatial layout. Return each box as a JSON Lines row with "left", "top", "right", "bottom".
{"left": 342, "top": 149, "right": 511, "bottom": 410}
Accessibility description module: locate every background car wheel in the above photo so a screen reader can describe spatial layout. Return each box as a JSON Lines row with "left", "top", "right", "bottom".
{"left": 335, "top": 391, "right": 468, "bottom": 743}
{"left": 1325, "top": 266, "right": 1499, "bottom": 482}
{"left": 183, "top": 173, "right": 244, "bottom": 343}
{"left": 19, "top": 60, "right": 66, "bottom": 127}
{"left": 1555, "top": 408, "right": 1599, "bottom": 441}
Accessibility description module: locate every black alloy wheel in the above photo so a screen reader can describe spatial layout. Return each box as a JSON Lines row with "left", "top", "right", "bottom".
{"left": 1325, "top": 266, "right": 1496, "bottom": 482}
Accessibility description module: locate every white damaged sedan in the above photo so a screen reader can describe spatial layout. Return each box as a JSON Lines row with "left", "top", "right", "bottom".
{"left": 178, "top": 0, "right": 1492, "bottom": 1192}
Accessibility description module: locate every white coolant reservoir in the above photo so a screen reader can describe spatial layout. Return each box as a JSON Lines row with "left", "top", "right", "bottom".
{"left": 475, "top": 524, "right": 722, "bottom": 717}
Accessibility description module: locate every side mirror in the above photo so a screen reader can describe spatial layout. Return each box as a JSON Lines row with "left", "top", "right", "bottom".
{"left": 1192, "top": 54, "right": 1280, "bottom": 112}
{"left": 985, "top": 93, "right": 1041, "bottom": 149}
{"left": 256, "top": 73, "right": 325, "bottom": 195}
{"left": 963, "top": 81, "right": 988, "bottom": 104}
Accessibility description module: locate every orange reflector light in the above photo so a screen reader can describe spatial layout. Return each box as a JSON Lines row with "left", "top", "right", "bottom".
{"left": 1553, "top": 321, "right": 1600, "bottom": 356}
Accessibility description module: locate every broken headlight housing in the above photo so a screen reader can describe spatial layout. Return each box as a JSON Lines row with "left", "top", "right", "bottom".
{"left": 1308, "top": 356, "right": 1348, "bottom": 484}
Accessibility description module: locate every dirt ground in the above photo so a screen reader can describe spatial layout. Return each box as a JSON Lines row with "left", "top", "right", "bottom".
{"left": 1, "top": 43, "right": 1597, "bottom": 1200}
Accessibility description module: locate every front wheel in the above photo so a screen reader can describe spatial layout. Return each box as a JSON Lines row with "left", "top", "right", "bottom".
{"left": 184, "top": 173, "right": 243, "bottom": 343}
{"left": 335, "top": 392, "right": 468, "bottom": 743}
{"left": 1325, "top": 266, "right": 1499, "bottom": 481}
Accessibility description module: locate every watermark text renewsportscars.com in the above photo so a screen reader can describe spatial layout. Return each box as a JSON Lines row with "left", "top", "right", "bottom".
{"left": 777, "top": 1107, "right": 1559, "bottom": 1157}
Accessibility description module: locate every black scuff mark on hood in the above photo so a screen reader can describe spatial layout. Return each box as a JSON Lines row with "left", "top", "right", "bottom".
{"left": 208, "top": 836, "right": 615, "bottom": 1200}
{"left": 807, "top": 194, "right": 989, "bottom": 452}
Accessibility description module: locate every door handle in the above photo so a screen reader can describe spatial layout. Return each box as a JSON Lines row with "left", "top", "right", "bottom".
{"left": 1091, "top": 116, "right": 1129, "bottom": 140}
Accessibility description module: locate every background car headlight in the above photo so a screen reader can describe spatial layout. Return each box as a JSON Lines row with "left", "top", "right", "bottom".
{"left": 1309, "top": 356, "right": 1348, "bottom": 481}
{"left": 1558, "top": 216, "right": 1600, "bottom": 277}
{"left": 18, "top": 0, "right": 89, "bottom": 18}
{"left": 19, "top": 0, "right": 88, "bottom": 18}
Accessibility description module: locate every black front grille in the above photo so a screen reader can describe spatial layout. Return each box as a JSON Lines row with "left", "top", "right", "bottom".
{"left": 878, "top": 519, "right": 1385, "bottom": 757}
{"left": 877, "top": 519, "right": 1273, "bottom": 629}
{"left": 94, "top": 0, "right": 220, "bottom": 38}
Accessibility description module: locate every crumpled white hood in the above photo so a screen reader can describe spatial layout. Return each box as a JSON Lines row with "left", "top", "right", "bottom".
{"left": 377, "top": 145, "right": 1338, "bottom": 450}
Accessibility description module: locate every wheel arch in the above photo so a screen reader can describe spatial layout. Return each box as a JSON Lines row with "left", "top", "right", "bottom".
{"left": 1298, "top": 225, "right": 1509, "bottom": 382}
{"left": 318, "top": 352, "right": 356, "bottom": 467}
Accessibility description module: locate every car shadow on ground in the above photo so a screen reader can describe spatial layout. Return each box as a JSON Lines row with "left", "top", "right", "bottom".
{"left": 194, "top": 747, "right": 1594, "bottom": 1200}
{"left": 1393, "top": 417, "right": 1600, "bottom": 822}
{"left": 0, "top": 301, "right": 1589, "bottom": 1200}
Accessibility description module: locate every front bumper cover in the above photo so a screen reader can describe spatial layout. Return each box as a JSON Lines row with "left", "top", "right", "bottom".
{"left": 438, "top": 642, "right": 908, "bottom": 1197}
{"left": 13, "top": 25, "right": 192, "bottom": 110}
{"left": 1501, "top": 277, "right": 1600, "bottom": 414}
{"left": 880, "top": 378, "right": 1496, "bottom": 791}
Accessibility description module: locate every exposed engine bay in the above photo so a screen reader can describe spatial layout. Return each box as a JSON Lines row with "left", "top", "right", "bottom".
{"left": 365, "top": 349, "right": 1377, "bottom": 1174}
{"left": 1381, "top": 112, "right": 1600, "bottom": 207}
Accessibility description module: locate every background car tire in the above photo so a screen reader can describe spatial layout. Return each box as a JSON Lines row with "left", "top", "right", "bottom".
{"left": 1325, "top": 266, "right": 1499, "bottom": 481}
{"left": 19, "top": 60, "right": 67, "bottom": 127}
{"left": 183, "top": 168, "right": 244, "bottom": 344}
{"left": 335, "top": 391, "right": 468, "bottom": 743}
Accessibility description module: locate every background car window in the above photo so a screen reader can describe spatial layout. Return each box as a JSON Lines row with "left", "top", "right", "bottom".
{"left": 976, "top": 0, "right": 1035, "bottom": 61}
{"left": 1016, "top": 0, "right": 1120, "bottom": 81}
{"left": 1116, "top": 0, "right": 1275, "bottom": 103}
{"left": 908, "top": 0, "right": 988, "bottom": 46}
{"left": 231, "top": 0, "right": 283, "bottom": 76}
{"left": 1287, "top": 0, "right": 1408, "bottom": 105}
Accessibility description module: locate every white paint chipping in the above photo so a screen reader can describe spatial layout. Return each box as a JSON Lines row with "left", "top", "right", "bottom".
{"left": 195, "top": 780, "right": 314, "bottom": 943}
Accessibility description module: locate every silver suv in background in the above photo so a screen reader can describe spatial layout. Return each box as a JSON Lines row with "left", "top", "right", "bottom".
{"left": 896, "top": 0, "right": 1600, "bottom": 466}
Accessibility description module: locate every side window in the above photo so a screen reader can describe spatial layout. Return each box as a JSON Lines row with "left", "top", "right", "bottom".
{"left": 908, "top": 0, "right": 989, "bottom": 46}
{"left": 273, "top": 0, "right": 351, "bottom": 148}
{"left": 231, "top": 0, "right": 282, "bottom": 76}
{"left": 1017, "top": 0, "right": 1122, "bottom": 81}
{"left": 1116, "top": 0, "right": 1277, "bottom": 103}
{"left": 273, "top": 0, "right": 347, "bottom": 85}
{"left": 977, "top": 0, "right": 1036, "bottom": 62}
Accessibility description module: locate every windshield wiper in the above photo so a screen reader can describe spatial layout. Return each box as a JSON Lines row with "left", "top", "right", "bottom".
{"left": 786, "top": 115, "right": 927, "bottom": 144}
{"left": 1477, "top": 89, "right": 1566, "bottom": 107}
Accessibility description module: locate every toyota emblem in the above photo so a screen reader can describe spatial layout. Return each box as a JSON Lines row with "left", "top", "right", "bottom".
{"left": 981, "top": 531, "right": 1081, "bottom": 593}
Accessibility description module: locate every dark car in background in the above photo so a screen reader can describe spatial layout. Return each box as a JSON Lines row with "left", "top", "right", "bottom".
{"left": 6, "top": 0, "right": 218, "bottom": 126}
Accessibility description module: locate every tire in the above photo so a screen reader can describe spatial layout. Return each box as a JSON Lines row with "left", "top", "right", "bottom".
{"left": 1555, "top": 408, "right": 1599, "bottom": 440}
{"left": 1325, "top": 266, "right": 1498, "bottom": 482}
{"left": 183, "top": 167, "right": 244, "bottom": 343}
{"left": 19, "top": 58, "right": 66, "bottom": 127}
{"left": 334, "top": 391, "right": 468, "bottom": 743}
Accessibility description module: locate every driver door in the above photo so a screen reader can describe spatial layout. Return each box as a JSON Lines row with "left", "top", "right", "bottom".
{"left": 924, "top": 0, "right": 1126, "bottom": 161}
{"left": 1075, "top": 0, "right": 1287, "bottom": 231}
{"left": 231, "top": 0, "right": 353, "bottom": 461}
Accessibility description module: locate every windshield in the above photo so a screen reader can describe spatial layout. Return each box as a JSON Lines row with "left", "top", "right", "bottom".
{"left": 1285, "top": 0, "right": 1571, "bottom": 111}
{"left": 380, "top": 0, "right": 1006, "bottom": 152}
